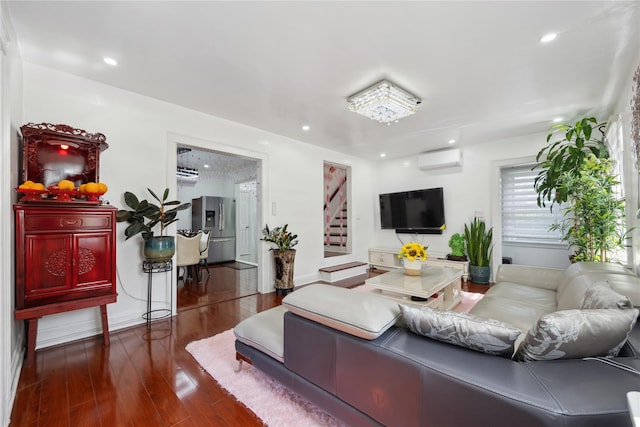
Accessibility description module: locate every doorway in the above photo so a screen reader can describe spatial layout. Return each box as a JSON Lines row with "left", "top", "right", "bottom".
{"left": 323, "top": 161, "right": 352, "bottom": 257}
{"left": 174, "top": 144, "right": 260, "bottom": 311}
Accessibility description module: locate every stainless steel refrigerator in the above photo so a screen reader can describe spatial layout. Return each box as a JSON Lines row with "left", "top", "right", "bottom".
{"left": 191, "top": 196, "right": 236, "bottom": 264}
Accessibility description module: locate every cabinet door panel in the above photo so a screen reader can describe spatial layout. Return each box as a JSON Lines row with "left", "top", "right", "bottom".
{"left": 74, "top": 233, "right": 113, "bottom": 287}
{"left": 25, "top": 234, "right": 72, "bottom": 298}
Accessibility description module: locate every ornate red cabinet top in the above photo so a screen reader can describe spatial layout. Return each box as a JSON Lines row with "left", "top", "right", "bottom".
{"left": 20, "top": 122, "right": 109, "bottom": 188}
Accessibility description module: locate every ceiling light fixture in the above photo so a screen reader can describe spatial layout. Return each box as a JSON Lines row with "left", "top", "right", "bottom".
{"left": 380, "top": 153, "right": 386, "bottom": 158}
{"left": 553, "top": 117, "right": 563, "bottom": 123}
{"left": 347, "top": 79, "right": 421, "bottom": 125}
{"left": 448, "top": 139, "right": 456, "bottom": 144}
{"left": 302, "top": 125, "right": 310, "bottom": 131}
{"left": 103, "top": 57, "right": 118, "bottom": 66}
{"left": 540, "top": 33, "right": 557, "bottom": 43}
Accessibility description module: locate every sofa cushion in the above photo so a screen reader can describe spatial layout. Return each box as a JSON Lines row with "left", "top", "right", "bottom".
{"left": 470, "top": 294, "right": 555, "bottom": 333}
{"left": 515, "top": 308, "right": 639, "bottom": 362}
{"left": 282, "top": 284, "right": 401, "bottom": 340}
{"left": 600, "top": 275, "right": 640, "bottom": 307}
{"left": 581, "top": 283, "right": 633, "bottom": 309}
{"left": 233, "top": 305, "right": 287, "bottom": 362}
{"left": 399, "top": 304, "right": 522, "bottom": 357}
{"left": 556, "top": 262, "right": 634, "bottom": 310}
{"left": 483, "top": 282, "right": 557, "bottom": 309}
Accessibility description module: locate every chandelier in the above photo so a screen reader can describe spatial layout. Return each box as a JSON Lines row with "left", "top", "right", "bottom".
{"left": 347, "top": 79, "right": 421, "bottom": 125}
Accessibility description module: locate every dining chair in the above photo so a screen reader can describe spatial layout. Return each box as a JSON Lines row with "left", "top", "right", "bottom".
{"left": 176, "top": 231, "right": 202, "bottom": 282}
{"left": 198, "top": 229, "right": 211, "bottom": 278}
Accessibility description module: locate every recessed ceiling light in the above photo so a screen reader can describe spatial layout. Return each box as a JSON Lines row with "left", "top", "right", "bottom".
{"left": 448, "top": 139, "right": 456, "bottom": 144}
{"left": 203, "top": 164, "right": 210, "bottom": 169}
{"left": 103, "top": 57, "right": 118, "bottom": 66}
{"left": 540, "top": 33, "right": 557, "bottom": 43}
{"left": 553, "top": 117, "right": 563, "bottom": 123}
{"left": 380, "top": 153, "right": 386, "bottom": 158}
{"left": 302, "top": 125, "right": 310, "bottom": 131}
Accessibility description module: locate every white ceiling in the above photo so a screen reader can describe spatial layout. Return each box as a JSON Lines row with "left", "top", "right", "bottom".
{"left": 7, "top": 1, "right": 640, "bottom": 161}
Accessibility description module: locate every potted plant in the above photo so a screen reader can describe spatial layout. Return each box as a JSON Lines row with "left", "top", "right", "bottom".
{"left": 447, "top": 233, "right": 467, "bottom": 261}
{"left": 116, "top": 188, "right": 191, "bottom": 261}
{"left": 261, "top": 224, "right": 298, "bottom": 294}
{"left": 533, "top": 117, "right": 609, "bottom": 209}
{"left": 397, "top": 242, "right": 428, "bottom": 276}
{"left": 464, "top": 218, "right": 493, "bottom": 284}
{"left": 549, "top": 155, "right": 628, "bottom": 262}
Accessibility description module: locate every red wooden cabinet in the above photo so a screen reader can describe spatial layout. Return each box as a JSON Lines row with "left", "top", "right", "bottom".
{"left": 14, "top": 204, "right": 117, "bottom": 364}
{"left": 15, "top": 205, "right": 116, "bottom": 308}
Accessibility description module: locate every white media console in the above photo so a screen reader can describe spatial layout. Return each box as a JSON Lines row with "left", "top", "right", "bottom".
{"left": 368, "top": 247, "right": 469, "bottom": 282}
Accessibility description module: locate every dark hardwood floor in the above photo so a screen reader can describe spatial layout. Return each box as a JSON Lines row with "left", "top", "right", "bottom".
{"left": 9, "top": 264, "right": 488, "bottom": 427}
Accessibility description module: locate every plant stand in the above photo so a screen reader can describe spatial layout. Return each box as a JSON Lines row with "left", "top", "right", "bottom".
{"left": 273, "top": 249, "right": 295, "bottom": 295}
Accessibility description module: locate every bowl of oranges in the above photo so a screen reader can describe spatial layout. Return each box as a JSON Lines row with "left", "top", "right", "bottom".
{"left": 47, "top": 179, "right": 79, "bottom": 201}
{"left": 79, "top": 181, "right": 108, "bottom": 202}
{"left": 16, "top": 180, "right": 48, "bottom": 201}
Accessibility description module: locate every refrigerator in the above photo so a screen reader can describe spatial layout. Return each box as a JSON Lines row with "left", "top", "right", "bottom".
{"left": 191, "top": 196, "right": 236, "bottom": 264}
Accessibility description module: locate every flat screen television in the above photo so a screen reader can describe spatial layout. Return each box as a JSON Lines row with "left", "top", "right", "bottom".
{"left": 379, "top": 187, "right": 445, "bottom": 234}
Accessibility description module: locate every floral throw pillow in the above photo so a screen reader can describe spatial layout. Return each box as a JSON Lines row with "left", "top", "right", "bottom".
{"left": 581, "top": 283, "right": 633, "bottom": 310}
{"left": 399, "top": 304, "right": 522, "bottom": 358}
{"left": 516, "top": 308, "right": 639, "bottom": 362}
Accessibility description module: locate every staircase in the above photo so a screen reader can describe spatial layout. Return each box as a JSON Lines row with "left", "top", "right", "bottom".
{"left": 324, "top": 167, "right": 348, "bottom": 256}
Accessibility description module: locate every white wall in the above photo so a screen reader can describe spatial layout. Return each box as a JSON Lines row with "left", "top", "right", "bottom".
{"left": 21, "top": 63, "right": 377, "bottom": 349}
{"left": 372, "top": 132, "right": 558, "bottom": 278}
{"left": 1, "top": 1, "right": 23, "bottom": 424}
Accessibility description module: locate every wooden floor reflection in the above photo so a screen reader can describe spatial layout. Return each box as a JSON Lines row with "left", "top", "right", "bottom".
{"left": 10, "top": 262, "right": 274, "bottom": 427}
{"left": 177, "top": 262, "right": 258, "bottom": 312}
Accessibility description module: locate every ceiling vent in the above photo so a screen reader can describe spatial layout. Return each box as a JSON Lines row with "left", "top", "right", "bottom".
{"left": 417, "top": 148, "right": 462, "bottom": 170}
{"left": 177, "top": 166, "right": 198, "bottom": 182}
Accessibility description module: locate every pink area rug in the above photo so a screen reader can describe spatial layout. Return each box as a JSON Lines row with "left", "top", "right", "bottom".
{"left": 186, "top": 290, "right": 483, "bottom": 426}
{"left": 456, "top": 290, "right": 485, "bottom": 312}
{"left": 186, "top": 329, "right": 346, "bottom": 426}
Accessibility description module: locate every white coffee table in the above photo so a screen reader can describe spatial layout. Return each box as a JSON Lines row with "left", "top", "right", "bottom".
{"left": 365, "top": 266, "right": 462, "bottom": 310}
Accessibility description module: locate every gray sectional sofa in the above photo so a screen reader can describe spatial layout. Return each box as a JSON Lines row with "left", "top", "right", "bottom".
{"left": 234, "top": 262, "right": 640, "bottom": 426}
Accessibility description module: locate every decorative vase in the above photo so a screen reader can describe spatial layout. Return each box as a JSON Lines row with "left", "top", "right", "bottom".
{"left": 143, "top": 236, "right": 176, "bottom": 261}
{"left": 272, "top": 249, "right": 296, "bottom": 295}
{"left": 469, "top": 265, "right": 491, "bottom": 284}
{"left": 403, "top": 259, "right": 423, "bottom": 276}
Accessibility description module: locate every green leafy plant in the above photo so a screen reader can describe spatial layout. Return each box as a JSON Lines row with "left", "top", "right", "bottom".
{"left": 448, "top": 233, "right": 465, "bottom": 257}
{"left": 549, "top": 155, "right": 628, "bottom": 262}
{"left": 116, "top": 188, "right": 191, "bottom": 240}
{"left": 261, "top": 224, "right": 299, "bottom": 251}
{"left": 534, "top": 117, "right": 609, "bottom": 209}
{"left": 464, "top": 218, "right": 493, "bottom": 267}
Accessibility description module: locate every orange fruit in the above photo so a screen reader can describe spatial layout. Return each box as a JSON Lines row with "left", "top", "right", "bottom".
{"left": 31, "top": 183, "right": 45, "bottom": 191}
{"left": 19, "top": 180, "right": 34, "bottom": 190}
{"left": 85, "top": 182, "right": 99, "bottom": 194}
{"left": 79, "top": 184, "right": 87, "bottom": 193}
{"left": 58, "top": 179, "right": 75, "bottom": 191}
{"left": 97, "top": 182, "right": 108, "bottom": 194}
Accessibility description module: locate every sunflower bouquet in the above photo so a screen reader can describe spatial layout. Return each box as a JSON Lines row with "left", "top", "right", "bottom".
{"left": 397, "top": 242, "right": 428, "bottom": 261}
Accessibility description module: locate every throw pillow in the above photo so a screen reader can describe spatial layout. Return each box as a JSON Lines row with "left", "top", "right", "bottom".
{"left": 399, "top": 304, "right": 522, "bottom": 357}
{"left": 515, "top": 308, "right": 639, "bottom": 362}
{"left": 581, "top": 283, "right": 633, "bottom": 309}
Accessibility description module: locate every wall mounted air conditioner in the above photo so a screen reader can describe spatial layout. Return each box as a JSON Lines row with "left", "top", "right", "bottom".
{"left": 176, "top": 166, "right": 199, "bottom": 182}
{"left": 417, "top": 148, "right": 462, "bottom": 170}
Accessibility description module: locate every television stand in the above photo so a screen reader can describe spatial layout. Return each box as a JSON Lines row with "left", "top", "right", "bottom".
{"left": 368, "top": 247, "right": 469, "bottom": 281}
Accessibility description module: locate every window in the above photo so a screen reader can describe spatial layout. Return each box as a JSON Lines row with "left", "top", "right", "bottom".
{"left": 501, "top": 164, "right": 564, "bottom": 245}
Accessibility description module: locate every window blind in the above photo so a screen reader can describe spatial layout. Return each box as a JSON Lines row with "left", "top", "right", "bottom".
{"left": 501, "top": 164, "right": 564, "bottom": 244}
